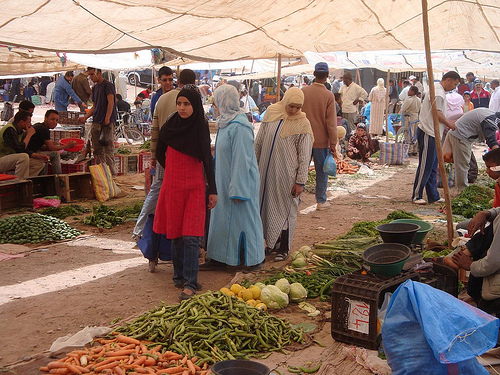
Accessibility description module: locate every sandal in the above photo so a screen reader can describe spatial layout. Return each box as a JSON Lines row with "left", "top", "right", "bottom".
{"left": 175, "top": 281, "right": 203, "bottom": 290}
{"left": 179, "top": 288, "right": 195, "bottom": 301}
{"left": 274, "top": 251, "right": 289, "bottom": 262}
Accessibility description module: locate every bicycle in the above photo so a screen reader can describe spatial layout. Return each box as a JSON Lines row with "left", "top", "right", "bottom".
{"left": 115, "top": 111, "right": 145, "bottom": 144}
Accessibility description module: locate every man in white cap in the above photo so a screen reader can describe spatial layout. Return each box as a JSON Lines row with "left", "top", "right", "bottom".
{"left": 302, "top": 62, "right": 338, "bottom": 210}
{"left": 409, "top": 75, "right": 424, "bottom": 96}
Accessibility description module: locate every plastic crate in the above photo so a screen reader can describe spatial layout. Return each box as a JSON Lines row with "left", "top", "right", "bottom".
{"left": 114, "top": 155, "right": 123, "bottom": 176}
{"left": 48, "top": 161, "right": 88, "bottom": 175}
{"left": 50, "top": 129, "right": 81, "bottom": 142}
{"left": 331, "top": 270, "right": 420, "bottom": 350}
{"left": 138, "top": 152, "right": 151, "bottom": 173}
{"left": 123, "top": 155, "right": 139, "bottom": 174}
{"left": 420, "top": 259, "right": 459, "bottom": 297}
{"left": 58, "top": 111, "right": 82, "bottom": 126}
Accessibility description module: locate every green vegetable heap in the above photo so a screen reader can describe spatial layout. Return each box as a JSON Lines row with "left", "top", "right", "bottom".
{"left": 340, "top": 210, "right": 421, "bottom": 238}
{"left": 41, "top": 204, "right": 90, "bottom": 219}
{"left": 83, "top": 201, "right": 143, "bottom": 229}
{"left": 114, "top": 291, "right": 304, "bottom": 364}
{"left": 451, "top": 185, "right": 494, "bottom": 218}
{"left": 0, "top": 213, "right": 82, "bottom": 244}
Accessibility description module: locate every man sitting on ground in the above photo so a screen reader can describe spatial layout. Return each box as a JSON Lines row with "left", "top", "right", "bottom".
{"left": 27, "top": 110, "right": 77, "bottom": 174}
{"left": 0, "top": 111, "right": 48, "bottom": 178}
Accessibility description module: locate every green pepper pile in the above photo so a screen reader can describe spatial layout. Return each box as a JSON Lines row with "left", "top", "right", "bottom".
{"left": 0, "top": 213, "right": 82, "bottom": 244}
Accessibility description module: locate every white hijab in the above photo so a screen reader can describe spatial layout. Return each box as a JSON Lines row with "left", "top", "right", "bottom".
{"left": 214, "top": 84, "right": 245, "bottom": 128}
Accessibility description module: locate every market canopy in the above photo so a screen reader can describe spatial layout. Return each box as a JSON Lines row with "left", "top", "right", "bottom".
{"left": 0, "top": 46, "right": 82, "bottom": 76}
{"left": 0, "top": 0, "right": 498, "bottom": 62}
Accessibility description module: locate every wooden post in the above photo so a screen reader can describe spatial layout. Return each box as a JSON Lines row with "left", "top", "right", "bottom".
{"left": 356, "top": 69, "right": 361, "bottom": 85}
{"left": 385, "top": 69, "right": 390, "bottom": 143}
{"left": 276, "top": 54, "right": 282, "bottom": 102}
{"left": 422, "top": 0, "right": 454, "bottom": 247}
{"left": 177, "top": 65, "right": 181, "bottom": 81}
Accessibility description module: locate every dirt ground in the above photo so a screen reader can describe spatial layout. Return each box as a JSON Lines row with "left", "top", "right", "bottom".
{"left": 0, "top": 149, "right": 496, "bottom": 374}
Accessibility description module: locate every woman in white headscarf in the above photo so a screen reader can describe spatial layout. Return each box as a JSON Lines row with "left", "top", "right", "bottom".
{"left": 368, "top": 78, "right": 387, "bottom": 136}
{"left": 201, "top": 84, "right": 265, "bottom": 271}
{"left": 255, "top": 87, "right": 313, "bottom": 261}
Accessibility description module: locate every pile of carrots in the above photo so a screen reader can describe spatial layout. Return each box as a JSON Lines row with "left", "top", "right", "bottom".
{"left": 336, "top": 159, "right": 359, "bottom": 174}
{"left": 39, "top": 334, "right": 210, "bottom": 375}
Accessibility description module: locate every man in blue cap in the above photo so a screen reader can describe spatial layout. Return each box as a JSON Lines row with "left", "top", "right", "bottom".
{"left": 301, "top": 62, "right": 338, "bottom": 210}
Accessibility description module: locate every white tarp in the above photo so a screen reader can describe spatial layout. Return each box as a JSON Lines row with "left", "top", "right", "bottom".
{"left": 65, "top": 50, "right": 154, "bottom": 71}
{"left": 304, "top": 50, "right": 500, "bottom": 77}
{"left": 0, "top": 0, "right": 498, "bottom": 62}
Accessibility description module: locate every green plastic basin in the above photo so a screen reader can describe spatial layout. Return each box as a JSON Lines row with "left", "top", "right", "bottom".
{"left": 363, "top": 243, "right": 411, "bottom": 276}
{"left": 391, "top": 219, "right": 433, "bottom": 244}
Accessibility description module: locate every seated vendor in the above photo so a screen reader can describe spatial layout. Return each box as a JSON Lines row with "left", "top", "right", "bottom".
{"left": 451, "top": 149, "right": 500, "bottom": 314}
{"left": 453, "top": 206, "right": 500, "bottom": 315}
{"left": 346, "top": 122, "right": 378, "bottom": 162}
{"left": 27, "top": 110, "right": 77, "bottom": 175}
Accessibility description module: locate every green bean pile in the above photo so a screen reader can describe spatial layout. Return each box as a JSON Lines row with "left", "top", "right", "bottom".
{"left": 0, "top": 213, "right": 82, "bottom": 244}
{"left": 114, "top": 291, "right": 304, "bottom": 364}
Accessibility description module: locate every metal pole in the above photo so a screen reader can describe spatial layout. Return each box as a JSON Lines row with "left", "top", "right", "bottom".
{"left": 276, "top": 54, "right": 282, "bottom": 102}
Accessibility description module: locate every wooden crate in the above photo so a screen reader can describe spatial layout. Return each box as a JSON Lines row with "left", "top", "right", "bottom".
{"left": 0, "top": 179, "right": 33, "bottom": 214}
{"left": 28, "top": 175, "right": 59, "bottom": 198}
{"left": 57, "top": 172, "right": 94, "bottom": 202}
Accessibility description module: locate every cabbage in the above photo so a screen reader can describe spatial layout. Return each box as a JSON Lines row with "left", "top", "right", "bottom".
{"left": 299, "top": 245, "right": 312, "bottom": 256}
{"left": 292, "top": 257, "right": 307, "bottom": 269}
{"left": 291, "top": 251, "right": 306, "bottom": 261}
{"left": 289, "top": 282, "right": 308, "bottom": 303}
{"left": 275, "top": 278, "right": 291, "bottom": 294}
{"left": 260, "top": 285, "right": 289, "bottom": 309}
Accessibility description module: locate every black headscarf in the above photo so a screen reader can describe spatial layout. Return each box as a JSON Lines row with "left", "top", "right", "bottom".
{"left": 160, "top": 87, "right": 209, "bottom": 161}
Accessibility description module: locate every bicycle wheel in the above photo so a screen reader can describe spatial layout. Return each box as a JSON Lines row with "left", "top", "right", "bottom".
{"left": 395, "top": 127, "right": 405, "bottom": 143}
{"left": 124, "top": 128, "right": 145, "bottom": 144}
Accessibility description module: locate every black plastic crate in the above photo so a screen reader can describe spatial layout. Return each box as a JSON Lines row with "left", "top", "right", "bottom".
{"left": 420, "top": 259, "right": 459, "bottom": 297}
{"left": 331, "top": 270, "right": 420, "bottom": 349}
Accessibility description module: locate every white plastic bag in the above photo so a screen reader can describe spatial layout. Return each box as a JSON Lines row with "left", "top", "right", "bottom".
{"left": 358, "top": 164, "right": 374, "bottom": 175}
{"left": 49, "top": 326, "right": 112, "bottom": 352}
{"left": 377, "top": 292, "right": 392, "bottom": 332}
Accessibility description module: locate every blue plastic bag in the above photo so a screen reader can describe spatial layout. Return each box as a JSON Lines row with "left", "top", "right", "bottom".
{"left": 137, "top": 214, "right": 172, "bottom": 261}
{"left": 323, "top": 153, "right": 337, "bottom": 176}
{"left": 382, "top": 280, "right": 498, "bottom": 375}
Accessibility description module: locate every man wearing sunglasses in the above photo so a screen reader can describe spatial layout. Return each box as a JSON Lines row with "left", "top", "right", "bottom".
{"left": 150, "top": 66, "right": 174, "bottom": 115}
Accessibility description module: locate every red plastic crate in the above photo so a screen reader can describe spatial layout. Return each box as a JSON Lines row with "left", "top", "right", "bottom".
{"left": 138, "top": 152, "right": 151, "bottom": 173}
{"left": 114, "top": 155, "right": 123, "bottom": 176}
{"left": 48, "top": 161, "right": 88, "bottom": 174}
